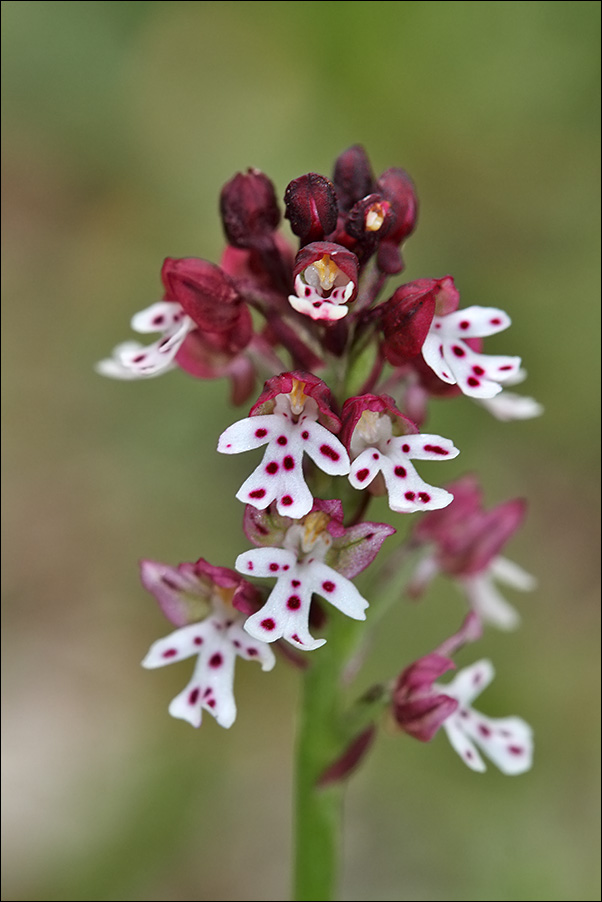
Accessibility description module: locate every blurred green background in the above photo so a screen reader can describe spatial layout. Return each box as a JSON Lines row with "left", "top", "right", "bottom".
{"left": 2, "top": 2, "right": 600, "bottom": 900}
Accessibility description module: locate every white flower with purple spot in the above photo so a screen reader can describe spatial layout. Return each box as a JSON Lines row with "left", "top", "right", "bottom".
{"left": 97, "top": 302, "right": 194, "bottom": 379}
{"left": 288, "top": 242, "right": 359, "bottom": 322}
{"left": 218, "top": 376, "right": 350, "bottom": 519}
{"left": 421, "top": 306, "right": 521, "bottom": 399}
{"left": 236, "top": 511, "right": 372, "bottom": 650}
{"left": 142, "top": 603, "right": 275, "bottom": 728}
{"left": 436, "top": 659, "right": 533, "bottom": 774}
{"left": 341, "top": 396, "right": 459, "bottom": 514}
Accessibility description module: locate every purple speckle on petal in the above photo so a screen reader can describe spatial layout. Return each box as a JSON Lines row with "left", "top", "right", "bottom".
{"left": 402, "top": 443, "right": 410, "bottom": 453}
{"left": 207, "top": 699, "right": 216, "bottom": 708}
{"left": 372, "top": 452, "right": 379, "bottom": 460}
{"left": 394, "top": 466, "right": 407, "bottom": 477}
{"left": 460, "top": 320, "right": 470, "bottom": 330}
{"left": 467, "top": 377, "right": 480, "bottom": 387}
{"left": 322, "top": 581, "right": 335, "bottom": 593}
{"left": 292, "top": 579, "right": 301, "bottom": 587}
{"left": 356, "top": 468, "right": 370, "bottom": 482}
{"left": 305, "top": 287, "right": 311, "bottom": 297}
{"left": 287, "top": 595, "right": 301, "bottom": 610}
{"left": 269, "top": 563, "right": 279, "bottom": 572}
{"left": 291, "top": 633, "right": 304, "bottom": 644}
{"left": 188, "top": 688, "right": 200, "bottom": 705}
{"left": 465, "top": 749, "right": 474, "bottom": 760}
{"left": 452, "top": 345, "right": 466, "bottom": 357}
{"left": 255, "top": 428, "right": 268, "bottom": 438}
{"left": 152, "top": 315, "right": 165, "bottom": 326}
{"left": 301, "top": 430, "right": 309, "bottom": 440}
{"left": 499, "top": 364, "right": 513, "bottom": 371}
{"left": 423, "top": 444, "right": 448, "bottom": 455}
{"left": 490, "top": 317, "right": 502, "bottom": 326}
{"left": 405, "top": 491, "right": 416, "bottom": 501}
{"left": 473, "top": 366, "right": 485, "bottom": 376}
{"left": 478, "top": 724, "right": 492, "bottom": 737}
{"left": 133, "top": 354, "right": 146, "bottom": 364}
{"left": 281, "top": 495, "right": 293, "bottom": 506}
{"left": 277, "top": 435, "right": 288, "bottom": 446}
{"left": 249, "top": 488, "right": 266, "bottom": 499}
{"left": 508, "top": 745, "right": 524, "bottom": 756}
{"left": 266, "top": 462, "right": 279, "bottom": 475}
{"left": 418, "top": 492, "right": 431, "bottom": 503}
{"left": 261, "top": 618, "right": 276, "bottom": 631}
{"left": 162, "top": 648, "right": 178, "bottom": 659}
{"left": 283, "top": 455, "right": 295, "bottom": 470}
{"left": 193, "top": 636, "right": 203, "bottom": 646}
{"left": 247, "top": 647, "right": 258, "bottom": 656}
{"left": 320, "top": 445, "right": 340, "bottom": 461}
{"left": 209, "top": 653, "right": 223, "bottom": 668}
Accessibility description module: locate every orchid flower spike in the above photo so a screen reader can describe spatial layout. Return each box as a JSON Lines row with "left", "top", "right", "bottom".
{"left": 218, "top": 373, "right": 350, "bottom": 518}
{"left": 140, "top": 558, "right": 275, "bottom": 728}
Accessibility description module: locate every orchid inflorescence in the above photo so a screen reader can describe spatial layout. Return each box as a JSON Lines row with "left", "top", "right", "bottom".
{"left": 99, "top": 145, "right": 539, "bottom": 778}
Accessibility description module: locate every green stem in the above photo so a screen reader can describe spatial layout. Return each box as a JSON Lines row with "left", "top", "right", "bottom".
{"left": 292, "top": 617, "right": 364, "bottom": 901}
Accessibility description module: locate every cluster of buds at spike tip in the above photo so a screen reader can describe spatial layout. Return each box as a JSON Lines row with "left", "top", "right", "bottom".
{"left": 99, "top": 144, "right": 537, "bottom": 786}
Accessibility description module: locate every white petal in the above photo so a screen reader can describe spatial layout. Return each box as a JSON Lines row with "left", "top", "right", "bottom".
{"left": 131, "top": 302, "right": 185, "bottom": 334}
{"left": 421, "top": 333, "right": 457, "bottom": 384}
{"left": 96, "top": 342, "right": 177, "bottom": 380}
{"left": 443, "top": 717, "right": 487, "bottom": 772}
{"left": 443, "top": 345, "right": 522, "bottom": 399}
{"left": 217, "top": 415, "right": 279, "bottom": 454}
{"left": 226, "top": 621, "right": 276, "bottom": 671}
{"left": 306, "top": 561, "right": 368, "bottom": 621}
{"left": 243, "top": 575, "right": 326, "bottom": 650}
{"left": 396, "top": 433, "right": 460, "bottom": 461}
{"left": 462, "top": 712, "right": 533, "bottom": 775}
{"left": 167, "top": 640, "right": 238, "bottom": 729}
{"left": 141, "top": 622, "right": 211, "bottom": 669}
{"left": 380, "top": 456, "right": 454, "bottom": 514}
{"left": 349, "top": 448, "right": 382, "bottom": 490}
{"left": 444, "top": 659, "right": 495, "bottom": 706}
{"left": 478, "top": 391, "right": 544, "bottom": 421}
{"left": 490, "top": 556, "right": 537, "bottom": 591}
{"left": 441, "top": 306, "right": 512, "bottom": 338}
{"left": 235, "top": 547, "right": 297, "bottom": 578}
{"left": 301, "top": 421, "right": 350, "bottom": 475}
{"left": 288, "top": 294, "right": 349, "bottom": 321}
{"left": 116, "top": 317, "right": 193, "bottom": 376}
{"left": 463, "top": 574, "right": 521, "bottom": 631}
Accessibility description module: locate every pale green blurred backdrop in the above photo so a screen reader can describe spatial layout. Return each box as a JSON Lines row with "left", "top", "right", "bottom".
{"left": 1, "top": 2, "right": 600, "bottom": 900}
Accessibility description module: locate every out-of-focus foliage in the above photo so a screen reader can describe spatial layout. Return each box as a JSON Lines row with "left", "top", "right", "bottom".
{"left": 2, "top": 2, "right": 599, "bottom": 900}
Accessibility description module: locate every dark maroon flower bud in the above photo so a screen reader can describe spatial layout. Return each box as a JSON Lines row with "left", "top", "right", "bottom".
{"left": 161, "top": 257, "right": 248, "bottom": 334}
{"left": 289, "top": 241, "right": 359, "bottom": 321}
{"left": 345, "top": 193, "right": 394, "bottom": 241}
{"left": 380, "top": 277, "right": 459, "bottom": 366}
{"left": 376, "top": 167, "right": 418, "bottom": 273}
{"left": 284, "top": 173, "right": 338, "bottom": 244}
{"left": 219, "top": 168, "right": 280, "bottom": 249}
{"left": 332, "top": 144, "right": 375, "bottom": 213}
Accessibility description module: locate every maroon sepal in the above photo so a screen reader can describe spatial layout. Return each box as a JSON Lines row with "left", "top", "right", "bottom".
{"left": 249, "top": 371, "right": 342, "bottom": 432}
{"left": 392, "top": 653, "right": 458, "bottom": 741}
{"left": 375, "top": 167, "right": 418, "bottom": 273}
{"left": 284, "top": 173, "right": 338, "bottom": 244}
{"left": 380, "top": 276, "right": 460, "bottom": 365}
{"left": 219, "top": 168, "right": 280, "bottom": 249}
{"left": 332, "top": 144, "right": 375, "bottom": 213}
{"left": 161, "top": 257, "right": 246, "bottom": 334}
{"left": 340, "top": 393, "right": 418, "bottom": 451}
